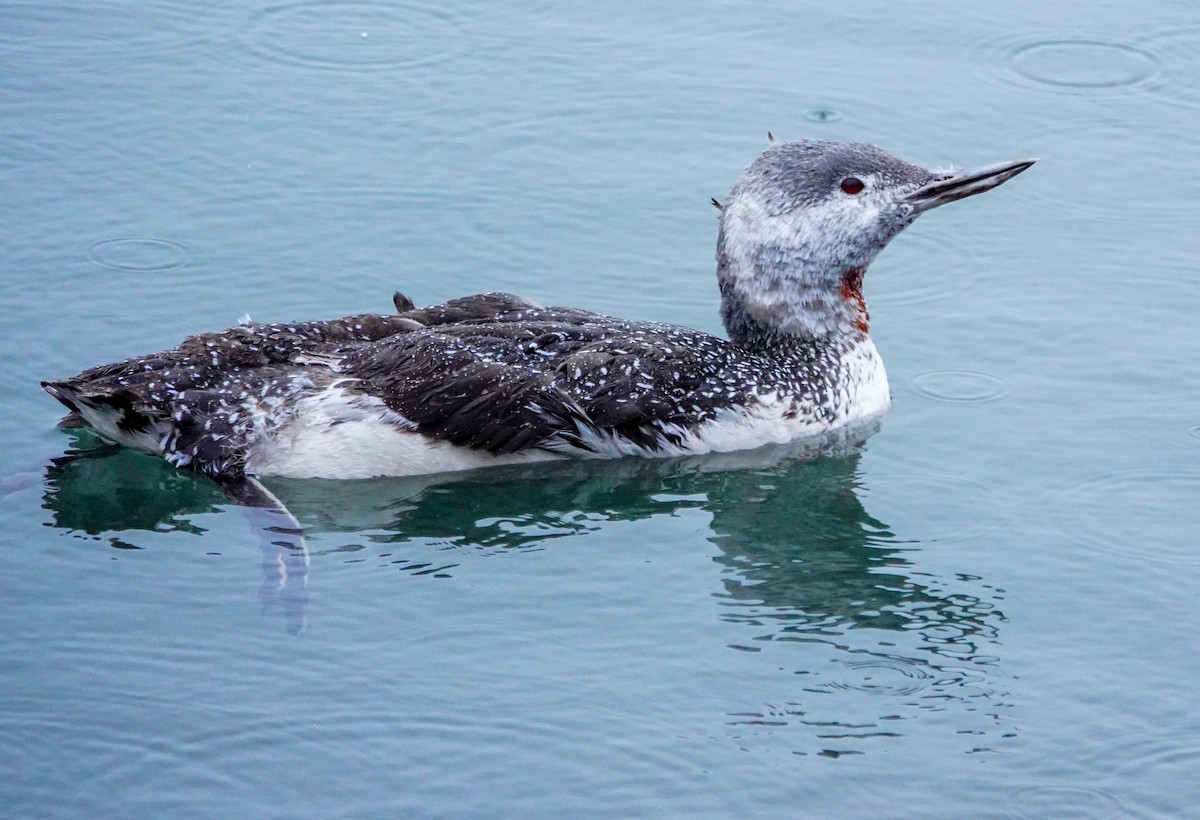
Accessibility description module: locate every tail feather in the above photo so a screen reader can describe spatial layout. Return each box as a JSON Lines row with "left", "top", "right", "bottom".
{"left": 42, "top": 381, "right": 79, "bottom": 414}
{"left": 41, "top": 380, "right": 169, "bottom": 456}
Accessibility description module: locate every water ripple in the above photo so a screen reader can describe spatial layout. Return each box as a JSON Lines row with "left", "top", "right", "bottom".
{"left": 0, "top": 2, "right": 216, "bottom": 63}
{"left": 822, "top": 657, "right": 935, "bottom": 697}
{"left": 1014, "top": 116, "right": 1181, "bottom": 222}
{"left": 977, "top": 26, "right": 1200, "bottom": 113}
{"left": 1110, "top": 726, "right": 1200, "bottom": 809}
{"left": 911, "top": 370, "right": 1006, "bottom": 403}
{"left": 1137, "top": 26, "right": 1200, "bottom": 111}
{"left": 244, "top": 1, "right": 466, "bottom": 73}
{"left": 978, "top": 33, "right": 1161, "bottom": 97}
{"left": 868, "top": 228, "right": 978, "bottom": 310}
{"left": 1006, "top": 785, "right": 1126, "bottom": 820}
{"left": 88, "top": 237, "right": 192, "bottom": 272}
{"left": 1048, "top": 469, "right": 1200, "bottom": 566}
{"left": 875, "top": 469, "right": 996, "bottom": 547}
{"left": 1010, "top": 40, "right": 1158, "bottom": 89}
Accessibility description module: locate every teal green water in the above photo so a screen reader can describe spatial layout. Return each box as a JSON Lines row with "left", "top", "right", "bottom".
{"left": 3, "top": 1, "right": 1199, "bottom": 817}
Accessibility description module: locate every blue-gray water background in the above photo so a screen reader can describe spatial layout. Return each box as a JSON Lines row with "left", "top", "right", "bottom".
{"left": 3, "top": 1, "right": 1199, "bottom": 817}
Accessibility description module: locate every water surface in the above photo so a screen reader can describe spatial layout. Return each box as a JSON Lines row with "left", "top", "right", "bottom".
{"left": 3, "top": 1, "right": 1199, "bottom": 817}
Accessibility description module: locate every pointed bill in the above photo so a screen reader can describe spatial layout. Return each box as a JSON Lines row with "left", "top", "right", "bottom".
{"left": 904, "top": 158, "right": 1037, "bottom": 212}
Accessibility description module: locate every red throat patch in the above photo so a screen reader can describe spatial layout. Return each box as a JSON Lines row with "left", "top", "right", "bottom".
{"left": 840, "top": 266, "right": 869, "bottom": 333}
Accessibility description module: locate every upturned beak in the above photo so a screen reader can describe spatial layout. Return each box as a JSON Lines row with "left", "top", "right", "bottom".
{"left": 904, "top": 158, "right": 1036, "bottom": 213}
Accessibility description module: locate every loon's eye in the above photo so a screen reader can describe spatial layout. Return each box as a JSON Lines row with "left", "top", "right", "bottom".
{"left": 840, "top": 177, "right": 865, "bottom": 195}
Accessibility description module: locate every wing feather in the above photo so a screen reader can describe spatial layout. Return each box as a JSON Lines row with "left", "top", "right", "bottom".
{"left": 341, "top": 303, "right": 756, "bottom": 455}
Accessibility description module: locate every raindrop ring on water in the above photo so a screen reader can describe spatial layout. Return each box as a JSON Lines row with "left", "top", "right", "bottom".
{"left": 1010, "top": 40, "right": 1158, "bottom": 89}
{"left": 245, "top": 1, "right": 465, "bottom": 73}
{"left": 912, "top": 370, "right": 1006, "bottom": 403}
{"left": 1006, "top": 784, "right": 1125, "bottom": 820}
{"left": 88, "top": 238, "right": 191, "bottom": 272}
{"left": 824, "top": 657, "right": 936, "bottom": 697}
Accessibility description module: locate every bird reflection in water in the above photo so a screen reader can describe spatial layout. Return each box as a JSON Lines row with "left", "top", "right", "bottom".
{"left": 43, "top": 423, "right": 1007, "bottom": 746}
{"left": 43, "top": 434, "right": 311, "bottom": 635}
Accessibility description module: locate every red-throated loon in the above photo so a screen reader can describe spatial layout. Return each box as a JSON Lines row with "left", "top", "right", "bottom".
{"left": 43, "top": 139, "right": 1034, "bottom": 480}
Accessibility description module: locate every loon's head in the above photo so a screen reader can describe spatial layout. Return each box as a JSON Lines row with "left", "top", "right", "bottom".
{"left": 716, "top": 138, "right": 1035, "bottom": 346}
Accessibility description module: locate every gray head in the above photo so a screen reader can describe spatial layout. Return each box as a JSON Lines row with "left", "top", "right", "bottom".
{"left": 716, "top": 139, "right": 1034, "bottom": 347}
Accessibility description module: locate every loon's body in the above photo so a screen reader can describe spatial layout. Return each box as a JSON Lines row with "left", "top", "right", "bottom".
{"left": 43, "top": 139, "right": 1033, "bottom": 480}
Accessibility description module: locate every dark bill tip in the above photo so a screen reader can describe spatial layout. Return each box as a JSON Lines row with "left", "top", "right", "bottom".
{"left": 904, "top": 158, "right": 1037, "bottom": 212}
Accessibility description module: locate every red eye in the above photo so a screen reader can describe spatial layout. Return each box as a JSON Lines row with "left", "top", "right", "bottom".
{"left": 840, "top": 177, "right": 865, "bottom": 195}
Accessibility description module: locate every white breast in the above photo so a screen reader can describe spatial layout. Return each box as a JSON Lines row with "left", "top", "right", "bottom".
{"left": 836, "top": 336, "right": 891, "bottom": 424}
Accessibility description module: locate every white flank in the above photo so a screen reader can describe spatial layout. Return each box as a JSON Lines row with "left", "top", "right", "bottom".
{"left": 245, "top": 385, "right": 563, "bottom": 479}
